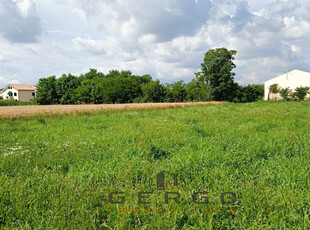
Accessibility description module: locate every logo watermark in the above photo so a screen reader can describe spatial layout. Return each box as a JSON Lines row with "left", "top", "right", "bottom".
{"left": 108, "top": 171, "right": 238, "bottom": 214}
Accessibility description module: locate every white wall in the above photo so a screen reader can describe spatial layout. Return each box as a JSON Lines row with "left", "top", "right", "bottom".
{"left": 264, "top": 69, "right": 310, "bottom": 100}
{"left": 2, "top": 86, "right": 19, "bottom": 100}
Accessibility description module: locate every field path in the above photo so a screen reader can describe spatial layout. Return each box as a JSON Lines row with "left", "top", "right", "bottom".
{"left": 0, "top": 102, "right": 223, "bottom": 119}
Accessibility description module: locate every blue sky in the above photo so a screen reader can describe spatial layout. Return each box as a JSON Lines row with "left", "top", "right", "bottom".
{"left": 0, "top": 0, "right": 310, "bottom": 88}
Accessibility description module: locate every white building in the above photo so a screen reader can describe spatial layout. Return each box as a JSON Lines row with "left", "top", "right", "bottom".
{"left": 264, "top": 69, "right": 310, "bottom": 100}
{"left": 2, "top": 84, "right": 36, "bottom": 101}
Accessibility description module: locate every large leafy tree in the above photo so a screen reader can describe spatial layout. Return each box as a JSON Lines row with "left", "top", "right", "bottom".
{"left": 35, "top": 76, "right": 58, "bottom": 104}
{"left": 142, "top": 80, "right": 166, "bottom": 102}
{"left": 197, "top": 48, "right": 238, "bottom": 101}
{"left": 166, "top": 81, "right": 188, "bottom": 102}
{"left": 56, "top": 74, "right": 80, "bottom": 104}
{"left": 186, "top": 79, "right": 211, "bottom": 101}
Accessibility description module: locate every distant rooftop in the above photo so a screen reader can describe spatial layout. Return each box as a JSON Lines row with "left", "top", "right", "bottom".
{"left": 8, "top": 84, "right": 36, "bottom": 91}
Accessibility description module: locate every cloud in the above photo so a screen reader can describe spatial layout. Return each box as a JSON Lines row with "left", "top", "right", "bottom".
{"left": 0, "top": 54, "right": 9, "bottom": 63}
{"left": 0, "top": 76, "right": 6, "bottom": 86}
{"left": 291, "top": 44, "right": 301, "bottom": 54}
{"left": 237, "top": 72, "right": 259, "bottom": 85}
{"left": 10, "top": 79, "right": 21, "bottom": 84}
{"left": 65, "top": 0, "right": 211, "bottom": 42}
{"left": 73, "top": 36, "right": 108, "bottom": 55}
{"left": 1, "top": 0, "right": 310, "bottom": 87}
{"left": 0, "top": 75, "right": 19, "bottom": 87}
{"left": 61, "top": 0, "right": 310, "bottom": 84}
{"left": 0, "top": 0, "right": 42, "bottom": 43}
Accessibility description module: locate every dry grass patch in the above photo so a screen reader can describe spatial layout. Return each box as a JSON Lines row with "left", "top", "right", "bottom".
{"left": 0, "top": 102, "right": 224, "bottom": 119}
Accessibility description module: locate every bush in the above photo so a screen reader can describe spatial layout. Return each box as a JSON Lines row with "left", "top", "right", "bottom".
{"left": 279, "top": 87, "right": 292, "bottom": 101}
{"left": 292, "top": 86, "right": 310, "bottom": 101}
{"left": 269, "top": 84, "right": 280, "bottom": 94}
{"left": 0, "top": 100, "right": 37, "bottom": 106}
{"left": 243, "top": 84, "right": 264, "bottom": 102}
{"left": 133, "top": 97, "right": 146, "bottom": 103}
{"left": 233, "top": 84, "right": 264, "bottom": 103}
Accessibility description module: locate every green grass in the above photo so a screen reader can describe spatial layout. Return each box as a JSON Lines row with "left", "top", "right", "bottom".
{"left": 0, "top": 100, "right": 37, "bottom": 106}
{"left": 0, "top": 101, "right": 309, "bottom": 229}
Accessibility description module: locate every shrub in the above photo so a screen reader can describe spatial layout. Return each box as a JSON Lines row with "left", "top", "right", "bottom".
{"left": 279, "top": 87, "right": 292, "bottom": 101}
{"left": 269, "top": 84, "right": 280, "bottom": 94}
{"left": 243, "top": 84, "right": 264, "bottom": 102}
{"left": 0, "top": 100, "right": 37, "bottom": 106}
{"left": 292, "top": 86, "right": 310, "bottom": 101}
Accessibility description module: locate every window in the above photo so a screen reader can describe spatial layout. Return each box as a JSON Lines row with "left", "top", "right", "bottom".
{"left": 32, "top": 92, "right": 35, "bottom": 97}
{"left": 14, "top": 92, "right": 17, "bottom": 96}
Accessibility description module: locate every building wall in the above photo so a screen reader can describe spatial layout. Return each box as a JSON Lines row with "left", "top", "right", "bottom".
{"left": 264, "top": 70, "right": 310, "bottom": 100}
{"left": 18, "top": 90, "right": 35, "bottom": 101}
{"left": 2, "top": 86, "right": 35, "bottom": 101}
{"left": 2, "top": 87, "right": 19, "bottom": 100}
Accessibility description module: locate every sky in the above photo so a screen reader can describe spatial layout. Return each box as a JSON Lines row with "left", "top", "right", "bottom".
{"left": 0, "top": 0, "right": 310, "bottom": 88}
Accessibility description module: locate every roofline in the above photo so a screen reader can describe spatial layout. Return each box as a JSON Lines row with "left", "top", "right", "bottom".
{"left": 264, "top": 69, "right": 310, "bottom": 83}
{"left": 3, "top": 84, "right": 37, "bottom": 91}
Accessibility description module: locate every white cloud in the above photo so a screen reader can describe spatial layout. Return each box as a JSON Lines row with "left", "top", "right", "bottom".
{"left": 15, "top": 0, "right": 35, "bottom": 17}
{"left": 73, "top": 36, "right": 107, "bottom": 56}
{"left": 0, "top": 54, "right": 8, "bottom": 63}
{"left": 0, "top": 75, "right": 19, "bottom": 87}
{"left": 0, "top": 76, "right": 6, "bottom": 86}
{"left": 291, "top": 44, "right": 301, "bottom": 53}
{"left": 0, "top": 0, "right": 42, "bottom": 43}
{"left": 1, "top": 0, "right": 310, "bottom": 88}
{"left": 283, "top": 16, "right": 310, "bottom": 39}
{"left": 10, "top": 80, "right": 21, "bottom": 84}
{"left": 65, "top": 0, "right": 212, "bottom": 42}
{"left": 237, "top": 72, "right": 259, "bottom": 85}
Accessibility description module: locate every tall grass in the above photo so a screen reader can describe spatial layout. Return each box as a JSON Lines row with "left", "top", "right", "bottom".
{"left": 0, "top": 102, "right": 222, "bottom": 119}
{"left": 0, "top": 101, "right": 309, "bottom": 229}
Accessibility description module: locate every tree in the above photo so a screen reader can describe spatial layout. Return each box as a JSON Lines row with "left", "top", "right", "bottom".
{"left": 35, "top": 76, "right": 58, "bottom": 104}
{"left": 165, "top": 81, "right": 188, "bottom": 102}
{"left": 74, "top": 79, "right": 95, "bottom": 104}
{"left": 138, "top": 74, "right": 152, "bottom": 85}
{"left": 91, "top": 83, "right": 105, "bottom": 104}
{"left": 197, "top": 48, "right": 238, "bottom": 101}
{"left": 56, "top": 74, "right": 80, "bottom": 104}
{"left": 186, "top": 79, "right": 211, "bottom": 101}
{"left": 243, "top": 84, "right": 264, "bottom": 102}
{"left": 142, "top": 80, "right": 166, "bottom": 102}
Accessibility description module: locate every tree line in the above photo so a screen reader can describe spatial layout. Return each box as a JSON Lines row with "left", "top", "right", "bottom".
{"left": 35, "top": 48, "right": 264, "bottom": 105}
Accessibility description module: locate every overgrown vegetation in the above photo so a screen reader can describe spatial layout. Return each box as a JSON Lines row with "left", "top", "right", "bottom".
{"left": 269, "top": 83, "right": 280, "bottom": 94}
{"left": 0, "top": 102, "right": 309, "bottom": 228}
{"left": 292, "top": 86, "right": 310, "bottom": 101}
{"left": 34, "top": 68, "right": 263, "bottom": 105}
{"left": 34, "top": 48, "right": 263, "bottom": 105}
{"left": 280, "top": 87, "right": 292, "bottom": 101}
{"left": 270, "top": 85, "right": 310, "bottom": 101}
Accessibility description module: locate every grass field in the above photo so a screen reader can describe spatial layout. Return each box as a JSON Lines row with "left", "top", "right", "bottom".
{"left": 0, "top": 101, "right": 309, "bottom": 229}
